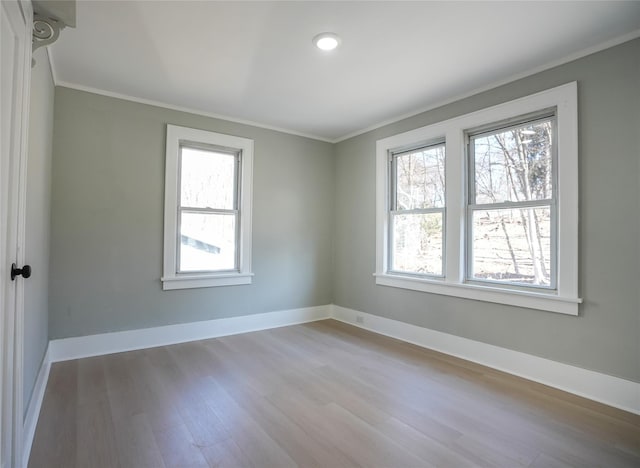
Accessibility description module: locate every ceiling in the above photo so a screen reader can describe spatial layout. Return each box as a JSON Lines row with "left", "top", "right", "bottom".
{"left": 49, "top": 1, "right": 640, "bottom": 142}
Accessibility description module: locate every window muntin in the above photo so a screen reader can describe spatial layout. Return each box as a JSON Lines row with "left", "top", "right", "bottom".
{"left": 389, "top": 142, "right": 445, "bottom": 276}
{"left": 177, "top": 145, "right": 240, "bottom": 273}
{"left": 467, "top": 116, "right": 556, "bottom": 288}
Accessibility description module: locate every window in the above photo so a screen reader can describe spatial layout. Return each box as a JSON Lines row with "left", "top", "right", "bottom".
{"left": 162, "top": 125, "right": 253, "bottom": 290}
{"left": 375, "top": 83, "right": 580, "bottom": 315}
{"left": 468, "top": 114, "right": 555, "bottom": 288}
{"left": 389, "top": 142, "right": 446, "bottom": 277}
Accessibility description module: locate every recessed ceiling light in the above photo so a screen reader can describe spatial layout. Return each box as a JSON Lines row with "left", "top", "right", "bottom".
{"left": 313, "top": 32, "right": 341, "bottom": 51}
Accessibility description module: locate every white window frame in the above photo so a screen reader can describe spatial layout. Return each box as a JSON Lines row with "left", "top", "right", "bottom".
{"left": 466, "top": 112, "right": 557, "bottom": 289}
{"left": 375, "top": 82, "right": 581, "bottom": 315}
{"left": 388, "top": 140, "right": 447, "bottom": 278}
{"left": 162, "top": 125, "right": 253, "bottom": 290}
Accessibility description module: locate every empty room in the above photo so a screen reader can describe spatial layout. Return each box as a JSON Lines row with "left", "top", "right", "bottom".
{"left": 1, "top": 1, "right": 639, "bottom": 467}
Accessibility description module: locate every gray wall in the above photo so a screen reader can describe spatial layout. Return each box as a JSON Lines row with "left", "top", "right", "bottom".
{"left": 24, "top": 48, "right": 54, "bottom": 413}
{"left": 333, "top": 38, "right": 640, "bottom": 382}
{"left": 48, "top": 39, "right": 639, "bottom": 383}
{"left": 49, "top": 88, "right": 334, "bottom": 339}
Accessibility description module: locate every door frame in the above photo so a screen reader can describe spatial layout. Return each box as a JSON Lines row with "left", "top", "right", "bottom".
{"left": 1, "top": 0, "right": 32, "bottom": 466}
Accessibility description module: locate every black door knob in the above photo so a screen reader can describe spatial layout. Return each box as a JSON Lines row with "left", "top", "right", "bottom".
{"left": 11, "top": 263, "right": 31, "bottom": 280}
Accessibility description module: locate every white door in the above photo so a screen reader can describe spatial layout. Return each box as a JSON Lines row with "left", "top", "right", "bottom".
{"left": 1, "top": 0, "right": 32, "bottom": 467}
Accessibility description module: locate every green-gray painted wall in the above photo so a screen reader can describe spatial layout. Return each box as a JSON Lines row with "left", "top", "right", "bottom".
{"left": 48, "top": 38, "right": 639, "bottom": 383}
{"left": 49, "top": 88, "right": 334, "bottom": 339}
{"left": 333, "top": 38, "right": 640, "bottom": 382}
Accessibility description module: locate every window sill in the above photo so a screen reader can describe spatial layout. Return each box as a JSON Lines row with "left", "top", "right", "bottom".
{"left": 162, "top": 273, "right": 254, "bottom": 290}
{"left": 374, "top": 273, "right": 581, "bottom": 315}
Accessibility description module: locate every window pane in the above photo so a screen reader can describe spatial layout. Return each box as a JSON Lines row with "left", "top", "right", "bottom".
{"left": 181, "top": 146, "right": 236, "bottom": 209}
{"left": 179, "top": 212, "right": 236, "bottom": 272}
{"left": 395, "top": 144, "right": 445, "bottom": 210}
{"left": 391, "top": 212, "right": 443, "bottom": 276}
{"left": 473, "top": 120, "right": 553, "bottom": 204}
{"left": 471, "top": 207, "right": 551, "bottom": 286}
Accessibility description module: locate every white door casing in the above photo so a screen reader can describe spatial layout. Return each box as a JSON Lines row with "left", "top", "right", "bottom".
{"left": 1, "top": 0, "right": 32, "bottom": 467}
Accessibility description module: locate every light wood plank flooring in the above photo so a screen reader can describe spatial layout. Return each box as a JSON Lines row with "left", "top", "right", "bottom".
{"left": 29, "top": 319, "right": 640, "bottom": 467}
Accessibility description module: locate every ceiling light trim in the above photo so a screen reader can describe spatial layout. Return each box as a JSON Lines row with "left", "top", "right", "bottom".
{"left": 53, "top": 80, "right": 335, "bottom": 143}
{"left": 313, "top": 32, "right": 341, "bottom": 51}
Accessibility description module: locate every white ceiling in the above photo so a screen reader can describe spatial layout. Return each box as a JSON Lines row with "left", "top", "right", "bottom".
{"left": 49, "top": 1, "right": 640, "bottom": 142}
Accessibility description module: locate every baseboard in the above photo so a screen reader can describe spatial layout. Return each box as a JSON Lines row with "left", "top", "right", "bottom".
{"left": 330, "top": 305, "right": 640, "bottom": 415}
{"left": 28, "top": 301, "right": 639, "bottom": 468}
{"left": 22, "top": 345, "right": 51, "bottom": 467}
{"left": 49, "top": 305, "right": 332, "bottom": 362}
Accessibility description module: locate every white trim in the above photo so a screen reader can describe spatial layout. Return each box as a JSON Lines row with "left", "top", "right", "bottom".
{"left": 330, "top": 305, "right": 640, "bottom": 416}
{"left": 161, "top": 273, "right": 254, "bottom": 290}
{"left": 47, "top": 31, "right": 639, "bottom": 145}
{"left": 53, "top": 81, "right": 333, "bottom": 143}
{"left": 43, "top": 47, "right": 57, "bottom": 86}
{"left": 375, "top": 274, "right": 581, "bottom": 316}
{"left": 162, "top": 125, "right": 254, "bottom": 290}
{"left": 375, "top": 83, "right": 580, "bottom": 315}
{"left": 23, "top": 306, "right": 331, "bottom": 465}
{"left": 1, "top": 1, "right": 33, "bottom": 466}
{"left": 335, "top": 29, "right": 640, "bottom": 143}
{"left": 22, "top": 303, "right": 639, "bottom": 467}
{"left": 22, "top": 347, "right": 50, "bottom": 468}
{"left": 49, "top": 305, "right": 331, "bottom": 362}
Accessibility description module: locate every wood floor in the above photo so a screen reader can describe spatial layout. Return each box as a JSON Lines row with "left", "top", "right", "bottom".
{"left": 29, "top": 319, "right": 640, "bottom": 468}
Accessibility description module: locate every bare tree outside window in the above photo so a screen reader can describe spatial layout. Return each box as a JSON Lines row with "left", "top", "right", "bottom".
{"left": 470, "top": 118, "right": 554, "bottom": 286}
{"left": 390, "top": 143, "right": 445, "bottom": 276}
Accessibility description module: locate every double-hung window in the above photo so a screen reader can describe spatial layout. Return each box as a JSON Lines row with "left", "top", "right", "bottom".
{"left": 162, "top": 125, "right": 253, "bottom": 290}
{"left": 467, "top": 114, "right": 556, "bottom": 288}
{"left": 389, "top": 142, "right": 446, "bottom": 277}
{"left": 376, "top": 83, "right": 580, "bottom": 315}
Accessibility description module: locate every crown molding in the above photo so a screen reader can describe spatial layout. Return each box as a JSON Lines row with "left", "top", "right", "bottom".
{"left": 53, "top": 80, "right": 334, "bottom": 143}
{"left": 333, "top": 28, "right": 640, "bottom": 143}
{"left": 47, "top": 28, "right": 640, "bottom": 145}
